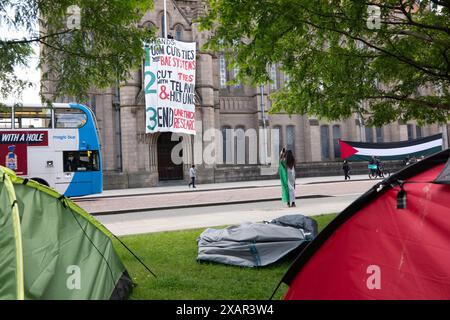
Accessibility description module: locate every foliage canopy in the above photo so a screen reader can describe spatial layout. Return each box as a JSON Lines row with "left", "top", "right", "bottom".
{"left": 200, "top": 0, "right": 450, "bottom": 126}
{"left": 0, "top": 0, "right": 154, "bottom": 103}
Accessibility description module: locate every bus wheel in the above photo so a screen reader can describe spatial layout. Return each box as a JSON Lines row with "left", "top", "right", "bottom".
{"left": 31, "top": 178, "right": 50, "bottom": 187}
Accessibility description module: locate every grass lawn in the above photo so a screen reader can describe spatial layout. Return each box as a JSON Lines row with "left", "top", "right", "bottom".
{"left": 113, "top": 213, "right": 338, "bottom": 300}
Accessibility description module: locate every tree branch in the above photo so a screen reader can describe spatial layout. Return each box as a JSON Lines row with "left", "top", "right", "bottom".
{"left": 1, "top": 29, "right": 74, "bottom": 45}
{"left": 397, "top": 1, "right": 450, "bottom": 36}
{"left": 38, "top": 38, "right": 94, "bottom": 60}
{"left": 366, "top": 94, "right": 450, "bottom": 110}
{"left": 292, "top": 18, "right": 449, "bottom": 81}
{"left": 280, "top": 2, "right": 449, "bottom": 78}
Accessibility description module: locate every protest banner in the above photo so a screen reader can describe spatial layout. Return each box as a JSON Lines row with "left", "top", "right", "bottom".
{"left": 144, "top": 38, "right": 196, "bottom": 135}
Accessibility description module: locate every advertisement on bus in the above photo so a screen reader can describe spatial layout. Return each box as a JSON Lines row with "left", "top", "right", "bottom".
{"left": 0, "top": 131, "right": 49, "bottom": 175}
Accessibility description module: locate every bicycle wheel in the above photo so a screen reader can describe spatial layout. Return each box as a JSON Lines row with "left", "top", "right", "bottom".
{"left": 383, "top": 170, "right": 391, "bottom": 178}
{"left": 369, "top": 172, "right": 377, "bottom": 179}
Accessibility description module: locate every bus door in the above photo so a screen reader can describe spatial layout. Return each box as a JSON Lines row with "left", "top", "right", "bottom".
{"left": 55, "top": 151, "right": 76, "bottom": 193}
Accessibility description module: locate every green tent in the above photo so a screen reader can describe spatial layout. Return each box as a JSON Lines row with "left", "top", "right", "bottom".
{"left": 0, "top": 166, "right": 132, "bottom": 300}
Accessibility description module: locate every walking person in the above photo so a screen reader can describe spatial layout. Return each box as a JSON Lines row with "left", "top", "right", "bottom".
{"left": 286, "top": 150, "right": 296, "bottom": 207}
{"left": 343, "top": 160, "right": 351, "bottom": 180}
{"left": 278, "top": 148, "right": 289, "bottom": 207}
{"left": 188, "top": 165, "right": 197, "bottom": 188}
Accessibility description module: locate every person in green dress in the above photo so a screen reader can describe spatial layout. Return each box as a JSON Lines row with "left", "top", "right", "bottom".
{"left": 279, "top": 147, "right": 290, "bottom": 206}
{"left": 286, "top": 150, "right": 296, "bottom": 207}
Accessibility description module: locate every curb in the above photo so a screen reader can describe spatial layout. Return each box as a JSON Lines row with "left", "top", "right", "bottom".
{"left": 72, "top": 184, "right": 271, "bottom": 201}
{"left": 89, "top": 194, "right": 335, "bottom": 216}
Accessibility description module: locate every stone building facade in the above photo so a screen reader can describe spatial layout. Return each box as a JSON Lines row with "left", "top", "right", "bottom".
{"left": 44, "top": 0, "right": 449, "bottom": 189}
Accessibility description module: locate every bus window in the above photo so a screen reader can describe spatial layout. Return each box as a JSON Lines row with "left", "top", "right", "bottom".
{"left": 0, "top": 107, "right": 12, "bottom": 128}
{"left": 14, "top": 107, "right": 52, "bottom": 129}
{"left": 55, "top": 108, "right": 87, "bottom": 128}
{"left": 63, "top": 150, "right": 100, "bottom": 172}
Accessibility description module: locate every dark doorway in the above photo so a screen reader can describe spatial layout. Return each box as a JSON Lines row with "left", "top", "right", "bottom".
{"left": 157, "top": 132, "right": 183, "bottom": 181}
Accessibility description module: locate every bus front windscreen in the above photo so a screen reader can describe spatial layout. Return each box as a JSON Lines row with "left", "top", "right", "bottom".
{"left": 55, "top": 108, "right": 87, "bottom": 128}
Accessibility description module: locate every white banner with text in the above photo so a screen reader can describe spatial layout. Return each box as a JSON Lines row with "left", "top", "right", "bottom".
{"left": 144, "top": 38, "right": 196, "bottom": 135}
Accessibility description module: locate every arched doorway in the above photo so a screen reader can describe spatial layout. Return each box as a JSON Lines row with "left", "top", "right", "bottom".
{"left": 157, "top": 132, "right": 183, "bottom": 180}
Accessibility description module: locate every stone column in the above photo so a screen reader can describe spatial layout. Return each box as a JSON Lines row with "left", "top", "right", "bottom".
{"left": 95, "top": 88, "right": 117, "bottom": 171}
{"left": 309, "top": 120, "right": 322, "bottom": 162}
{"left": 192, "top": 21, "right": 217, "bottom": 183}
{"left": 295, "top": 115, "right": 307, "bottom": 163}
{"left": 256, "top": 84, "right": 268, "bottom": 165}
{"left": 119, "top": 70, "right": 157, "bottom": 187}
{"left": 398, "top": 122, "right": 408, "bottom": 141}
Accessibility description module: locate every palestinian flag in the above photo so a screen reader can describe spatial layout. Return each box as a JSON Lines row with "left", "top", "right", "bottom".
{"left": 339, "top": 133, "right": 443, "bottom": 161}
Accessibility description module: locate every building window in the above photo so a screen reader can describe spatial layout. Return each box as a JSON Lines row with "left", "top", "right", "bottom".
{"left": 142, "top": 22, "right": 155, "bottom": 48}
{"left": 273, "top": 125, "right": 282, "bottom": 155}
{"left": 416, "top": 126, "right": 423, "bottom": 138}
{"left": 332, "top": 125, "right": 341, "bottom": 159}
{"left": 160, "top": 14, "right": 166, "bottom": 38}
{"left": 235, "top": 127, "right": 246, "bottom": 164}
{"left": 407, "top": 124, "right": 414, "bottom": 140}
{"left": 175, "top": 25, "right": 183, "bottom": 41}
{"left": 376, "top": 127, "right": 384, "bottom": 143}
{"left": 270, "top": 64, "right": 278, "bottom": 90}
{"left": 221, "top": 126, "right": 232, "bottom": 164}
{"left": 286, "top": 125, "right": 295, "bottom": 154}
{"left": 365, "top": 127, "right": 374, "bottom": 143}
{"left": 219, "top": 54, "right": 227, "bottom": 88}
{"left": 321, "top": 125, "right": 330, "bottom": 160}
{"left": 284, "top": 72, "right": 290, "bottom": 86}
{"left": 232, "top": 66, "right": 241, "bottom": 88}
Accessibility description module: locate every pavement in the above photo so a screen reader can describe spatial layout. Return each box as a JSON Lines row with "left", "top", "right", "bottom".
{"left": 73, "top": 174, "right": 375, "bottom": 215}
{"left": 75, "top": 174, "right": 372, "bottom": 199}
{"left": 72, "top": 174, "right": 381, "bottom": 236}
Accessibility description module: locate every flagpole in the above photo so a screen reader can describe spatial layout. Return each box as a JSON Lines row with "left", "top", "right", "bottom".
{"left": 163, "top": 0, "right": 167, "bottom": 41}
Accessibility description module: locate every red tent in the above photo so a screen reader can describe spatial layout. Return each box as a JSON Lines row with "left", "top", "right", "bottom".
{"left": 279, "top": 149, "right": 450, "bottom": 299}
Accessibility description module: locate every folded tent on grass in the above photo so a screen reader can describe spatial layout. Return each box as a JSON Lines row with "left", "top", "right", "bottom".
{"left": 276, "top": 148, "right": 450, "bottom": 300}
{"left": 197, "top": 215, "right": 318, "bottom": 267}
{"left": 0, "top": 166, "right": 133, "bottom": 300}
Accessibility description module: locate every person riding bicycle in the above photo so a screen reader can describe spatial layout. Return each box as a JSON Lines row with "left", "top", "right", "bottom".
{"left": 369, "top": 156, "right": 377, "bottom": 176}
{"left": 375, "top": 157, "right": 382, "bottom": 177}
{"left": 368, "top": 156, "right": 390, "bottom": 179}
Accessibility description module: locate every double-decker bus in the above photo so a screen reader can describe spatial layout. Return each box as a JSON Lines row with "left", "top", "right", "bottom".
{"left": 0, "top": 103, "right": 102, "bottom": 197}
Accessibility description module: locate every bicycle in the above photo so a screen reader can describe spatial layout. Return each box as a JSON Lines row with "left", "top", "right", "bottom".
{"left": 368, "top": 164, "right": 390, "bottom": 179}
